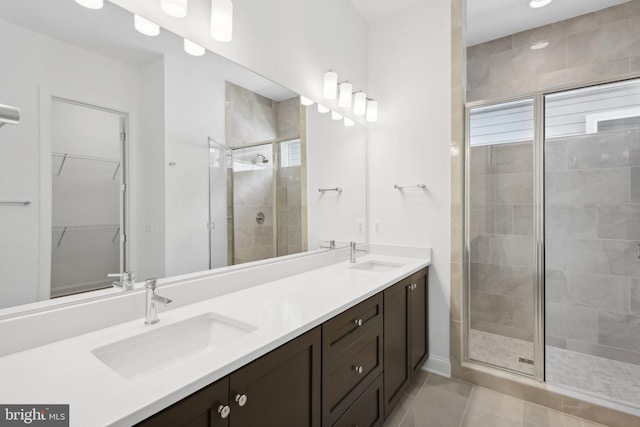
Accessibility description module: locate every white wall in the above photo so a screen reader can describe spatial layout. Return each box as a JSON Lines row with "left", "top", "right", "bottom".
{"left": 306, "top": 108, "right": 367, "bottom": 248}
{"left": 0, "top": 18, "right": 141, "bottom": 308}
{"left": 367, "top": 2, "right": 452, "bottom": 369}
{"left": 109, "top": 0, "right": 368, "bottom": 118}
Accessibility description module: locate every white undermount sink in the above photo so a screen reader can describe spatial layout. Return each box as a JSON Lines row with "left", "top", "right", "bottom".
{"left": 350, "top": 260, "right": 404, "bottom": 272}
{"left": 92, "top": 313, "right": 257, "bottom": 379}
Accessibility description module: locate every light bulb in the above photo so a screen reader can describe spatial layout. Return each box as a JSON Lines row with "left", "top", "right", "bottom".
{"left": 74, "top": 0, "right": 103, "bottom": 9}
{"left": 529, "top": 0, "right": 552, "bottom": 8}
{"left": 353, "top": 92, "right": 367, "bottom": 116}
{"left": 366, "top": 100, "right": 378, "bottom": 122}
{"left": 331, "top": 111, "right": 343, "bottom": 121}
{"left": 134, "top": 15, "right": 160, "bottom": 36}
{"left": 161, "top": 0, "right": 187, "bottom": 18}
{"left": 317, "top": 104, "right": 329, "bottom": 114}
{"left": 300, "top": 96, "right": 314, "bottom": 106}
{"left": 184, "top": 39, "right": 205, "bottom": 56}
{"left": 339, "top": 82, "right": 353, "bottom": 108}
{"left": 323, "top": 71, "right": 338, "bottom": 99}
{"left": 211, "top": 0, "right": 233, "bottom": 42}
{"left": 344, "top": 117, "right": 355, "bottom": 127}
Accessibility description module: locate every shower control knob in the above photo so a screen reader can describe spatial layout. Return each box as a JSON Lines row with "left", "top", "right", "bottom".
{"left": 217, "top": 405, "right": 230, "bottom": 419}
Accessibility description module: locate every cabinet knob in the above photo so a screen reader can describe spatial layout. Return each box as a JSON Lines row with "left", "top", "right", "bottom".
{"left": 217, "top": 405, "right": 231, "bottom": 419}
{"left": 353, "top": 318, "right": 363, "bottom": 327}
{"left": 353, "top": 365, "right": 363, "bottom": 374}
{"left": 235, "top": 393, "right": 248, "bottom": 407}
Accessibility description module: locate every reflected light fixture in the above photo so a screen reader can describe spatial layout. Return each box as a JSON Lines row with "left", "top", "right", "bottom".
{"left": 184, "top": 39, "right": 205, "bottom": 56}
{"left": 344, "top": 117, "right": 355, "bottom": 127}
{"left": 366, "top": 100, "right": 378, "bottom": 122}
{"left": 161, "top": 0, "right": 188, "bottom": 18}
{"left": 529, "top": 0, "right": 552, "bottom": 8}
{"left": 353, "top": 92, "right": 367, "bottom": 116}
{"left": 530, "top": 40, "right": 549, "bottom": 50}
{"left": 318, "top": 104, "right": 330, "bottom": 113}
{"left": 74, "top": 0, "right": 103, "bottom": 9}
{"left": 323, "top": 70, "right": 338, "bottom": 99}
{"left": 134, "top": 15, "right": 160, "bottom": 36}
{"left": 331, "top": 111, "right": 343, "bottom": 121}
{"left": 211, "top": 0, "right": 233, "bottom": 42}
{"left": 300, "top": 96, "right": 314, "bottom": 106}
{"left": 339, "top": 82, "right": 353, "bottom": 108}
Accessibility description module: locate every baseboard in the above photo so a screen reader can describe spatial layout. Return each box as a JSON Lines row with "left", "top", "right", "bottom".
{"left": 422, "top": 355, "right": 451, "bottom": 377}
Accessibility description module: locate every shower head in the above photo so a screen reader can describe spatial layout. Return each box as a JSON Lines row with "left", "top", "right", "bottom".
{"left": 255, "top": 154, "right": 269, "bottom": 164}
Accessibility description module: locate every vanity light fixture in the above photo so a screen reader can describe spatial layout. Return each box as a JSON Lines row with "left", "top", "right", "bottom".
{"left": 74, "top": 0, "right": 104, "bottom": 9}
{"left": 529, "top": 0, "right": 552, "bottom": 8}
{"left": 161, "top": 0, "right": 188, "bottom": 18}
{"left": 318, "top": 104, "right": 330, "bottom": 113}
{"left": 331, "top": 111, "right": 343, "bottom": 121}
{"left": 353, "top": 92, "right": 367, "bottom": 116}
{"left": 323, "top": 70, "right": 338, "bottom": 99}
{"left": 530, "top": 40, "right": 549, "bottom": 50}
{"left": 339, "top": 82, "right": 353, "bottom": 108}
{"left": 300, "top": 96, "right": 314, "bottom": 106}
{"left": 134, "top": 15, "right": 160, "bottom": 36}
{"left": 344, "top": 117, "right": 355, "bottom": 127}
{"left": 184, "top": 39, "right": 205, "bottom": 56}
{"left": 366, "top": 99, "right": 378, "bottom": 123}
{"left": 211, "top": 0, "right": 233, "bottom": 42}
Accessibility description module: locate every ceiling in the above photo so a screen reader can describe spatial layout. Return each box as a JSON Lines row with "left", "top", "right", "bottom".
{"left": 349, "top": 0, "right": 631, "bottom": 46}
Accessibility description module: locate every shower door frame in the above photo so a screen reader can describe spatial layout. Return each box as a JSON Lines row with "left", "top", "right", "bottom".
{"left": 462, "top": 93, "right": 546, "bottom": 382}
{"left": 462, "top": 75, "right": 640, "bottom": 383}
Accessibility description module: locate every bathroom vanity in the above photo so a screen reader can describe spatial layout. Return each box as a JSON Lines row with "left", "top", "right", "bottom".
{"left": 0, "top": 245, "right": 430, "bottom": 427}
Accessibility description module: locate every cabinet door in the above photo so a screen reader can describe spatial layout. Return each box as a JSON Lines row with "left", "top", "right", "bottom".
{"left": 136, "top": 377, "right": 230, "bottom": 427}
{"left": 229, "top": 327, "right": 321, "bottom": 427}
{"left": 383, "top": 276, "right": 411, "bottom": 417}
{"left": 409, "top": 268, "right": 429, "bottom": 379}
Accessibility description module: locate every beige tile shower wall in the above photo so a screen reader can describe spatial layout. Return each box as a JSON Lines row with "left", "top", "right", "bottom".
{"left": 468, "top": 142, "right": 535, "bottom": 342}
{"left": 466, "top": 0, "right": 640, "bottom": 103}
{"left": 545, "top": 128, "right": 640, "bottom": 365}
{"left": 226, "top": 82, "right": 278, "bottom": 148}
{"left": 276, "top": 166, "right": 302, "bottom": 256}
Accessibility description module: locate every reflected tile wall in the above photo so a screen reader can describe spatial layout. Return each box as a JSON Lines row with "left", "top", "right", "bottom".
{"left": 467, "top": 1, "right": 640, "bottom": 103}
{"left": 546, "top": 128, "right": 640, "bottom": 365}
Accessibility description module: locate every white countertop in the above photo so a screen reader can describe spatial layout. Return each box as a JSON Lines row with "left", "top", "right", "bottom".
{"left": 0, "top": 252, "right": 430, "bottom": 426}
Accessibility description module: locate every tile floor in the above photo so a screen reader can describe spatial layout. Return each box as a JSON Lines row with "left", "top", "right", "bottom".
{"left": 382, "top": 371, "right": 608, "bottom": 427}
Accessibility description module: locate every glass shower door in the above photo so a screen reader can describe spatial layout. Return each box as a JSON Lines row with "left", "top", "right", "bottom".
{"left": 466, "top": 98, "right": 538, "bottom": 376}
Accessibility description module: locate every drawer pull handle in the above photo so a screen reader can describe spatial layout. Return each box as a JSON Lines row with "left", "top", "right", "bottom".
{"left": 217, "top": 405, "right": 231, "bottom": 418}
{"left": 354, "top": 318, "right": 363, "bottom": 327}
{"left": 353, "top": 365, "right": 363, "bottom": 374}
{"left": 408, "top": 283, "right": 417, "bottom": 290}
{"left": 235, "top": 393, "right": 248, "bottom": 407}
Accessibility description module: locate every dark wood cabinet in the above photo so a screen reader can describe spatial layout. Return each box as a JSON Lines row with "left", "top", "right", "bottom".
{"left": 136, "top": 377, "right": 230, "bottom": 427}
{"left": 230, "top": 327, "right": 321, "bottom": 427}
{"left": 332, "top": 374, "right": 383, "bottom": 427}
{"left": 322, "top": 294, "right": 383, "bottom": 426}
{"left": 383, "top": 268, "right": 429, "bottom": 418}
{"left": 137, "top": 327, "right": 321, "bottom": 427}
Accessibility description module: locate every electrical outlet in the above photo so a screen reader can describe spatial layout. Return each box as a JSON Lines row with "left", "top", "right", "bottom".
{"left": 357, "top": 219, "right": 365, "bottom": 232}
{"left": 373, "top": 220, "right": 381, "bottom": 233}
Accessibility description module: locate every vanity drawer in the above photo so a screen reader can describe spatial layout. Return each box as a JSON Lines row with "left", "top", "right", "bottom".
{"left": 323, "top": 329, "right": 383, "bottom": 426}
{"left": 323, "top": 293, "right": 383, "bottom": 359}
{"left": 332, "top": 374, "right": 383, "bottom": 427}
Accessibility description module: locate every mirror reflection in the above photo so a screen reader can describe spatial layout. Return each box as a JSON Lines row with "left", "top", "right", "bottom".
{"left": 0, "top": 0, "right": 366, "bottom": 311}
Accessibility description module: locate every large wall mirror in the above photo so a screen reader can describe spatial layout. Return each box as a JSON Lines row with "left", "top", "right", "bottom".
{"left": 0, "top": 0, "right": 367, "bottom": 313}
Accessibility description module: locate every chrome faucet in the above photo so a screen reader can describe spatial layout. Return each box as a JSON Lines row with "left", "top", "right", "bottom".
{"left": 350, "top": 242, "right": 366, "bottom": 263}
{"left": 320, "top": 240, "right": 336, "bottom": 250}
{"left": 145, "top": 278, "right": 173, "bottom": 325}
{"left": 109, "top": 271, "right": 135, "bottom": 291}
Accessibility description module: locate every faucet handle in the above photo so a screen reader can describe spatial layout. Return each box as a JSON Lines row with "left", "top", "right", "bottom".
{"left": 145, "top": 278, "right": 157, "bottom": 289}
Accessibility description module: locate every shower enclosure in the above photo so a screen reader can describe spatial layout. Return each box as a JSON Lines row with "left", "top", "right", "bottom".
{"left": 464, "top": 78, "right": 640, "bottom": 412}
